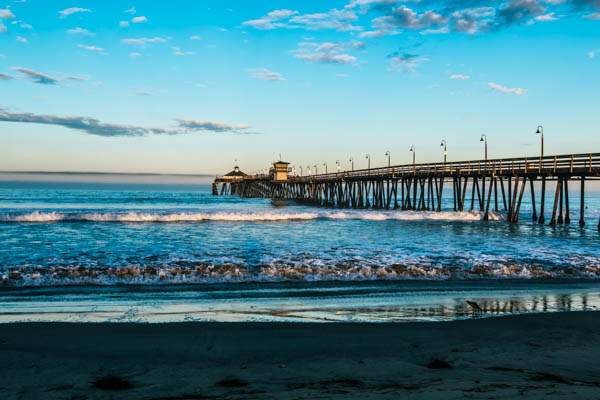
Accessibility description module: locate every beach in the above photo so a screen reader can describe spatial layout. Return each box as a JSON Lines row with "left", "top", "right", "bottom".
{"left": 2, "top": 311, "right": 600, "bottom": 399}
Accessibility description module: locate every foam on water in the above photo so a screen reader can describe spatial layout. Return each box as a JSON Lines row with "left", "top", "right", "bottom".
{"left": 0, "top": 209, "right": 503, "bottom": 223}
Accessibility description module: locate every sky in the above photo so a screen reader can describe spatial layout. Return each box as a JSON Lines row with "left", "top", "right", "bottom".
{"left": 1, "top": 0, "right": 599, "bottom": 175}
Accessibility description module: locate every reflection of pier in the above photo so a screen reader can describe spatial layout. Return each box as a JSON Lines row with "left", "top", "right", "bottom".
{"left": 213, "top": 154, "right": 600, "bottom": 228}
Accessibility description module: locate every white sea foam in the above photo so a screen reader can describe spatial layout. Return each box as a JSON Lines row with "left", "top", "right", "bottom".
{"left": 0, "top": 210, "right": 503, "bottom": 223}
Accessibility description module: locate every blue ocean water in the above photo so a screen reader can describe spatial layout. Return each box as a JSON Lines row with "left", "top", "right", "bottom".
{"left": 1, "top": 178, "right": 600, "bottom": 322}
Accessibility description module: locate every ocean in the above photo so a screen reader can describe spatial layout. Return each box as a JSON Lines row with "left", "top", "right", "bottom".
{"left": 1, "top": 176, "right": 600, "bottom": 322}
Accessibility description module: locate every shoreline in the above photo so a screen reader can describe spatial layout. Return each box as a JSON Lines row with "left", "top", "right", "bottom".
{"left": 2, "top": 311, "right": 600, "bottom": 399}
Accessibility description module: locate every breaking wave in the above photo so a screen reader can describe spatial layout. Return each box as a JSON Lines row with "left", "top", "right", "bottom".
{"left": 2, "top": 262, "right": 600, "bottom": 287}
{"left": 0, "top": 210, "right": 503, "bottom": 223}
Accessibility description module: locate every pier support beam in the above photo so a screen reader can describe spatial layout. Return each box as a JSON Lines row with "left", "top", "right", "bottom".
{"left": 580, "top": 177, "right": 585, "bottom": 227}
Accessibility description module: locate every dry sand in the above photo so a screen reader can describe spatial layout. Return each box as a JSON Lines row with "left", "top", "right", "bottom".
{"left": 2, "top": 312, "right": 600, "bottom": 399}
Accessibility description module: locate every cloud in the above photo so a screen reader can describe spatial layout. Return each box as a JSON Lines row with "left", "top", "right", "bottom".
{"left": 172, "top": 46, "right": 194, "bottom": 56}
{"left": 10, "top": 67, "right": 87, "bottom": 85}
{"left": 78, "top": 44, "right": 105, "bottom": 53}
{"left": 176, "top": 119, "right": 256, "bottom": 134}
{"left": 121, "top": 37, "right": 168, "bottom": 45}
{"left": 0, "top": 73, "right": 16, "bottom": 80}
{"left": 190, "top": 35, "right": 201, "bottom": 40}
{"left": 120, "top": 21, "right": 130, "bottom": 27}
{"left": 67, "top": 27, "right": 93, "bottom": 35}
{"left": 249, "top": 68, "right": 284, "bottom": 81}
{"left": 124, "top": 7, "right": 136, "bottom": 14}
{"left": 289, "top": 8, "right": 361, "bottom": 31}
{"left": 58, "top": 8, "right": 91, "bottom": 18}
{"left": 292, "top": 42, "right": 358, "bottom": 64}
{"left": 583, "top": 12, "right": 600, "bottom": 19}
{"left": 1, "top": 8, "right": 15, "bottom": 32}
{"left": 589, "top": 50, "right": 599, "bottom": 58}
{"left": 496, "top": 0, "right": 546, "bottom": 26}
{"left": 0, "top": 108, "right": 259, "bottom": 137}
{"left": 16, "top": 36, "right": 27, "bottom": 43}
{"left": 132, "top": 16, "right": 147, "bottom": 23}
{"left": 387, "top": 51, "right": 428, "bottom": 72}
{"left": 535, "top": 12, "right": 560, "bottom": 20}
{"left": 450, "top": 74, "right": 470, "bottom": 79}
{"left": 488, "top": 82, "right": 527, "bottom": 94}
{"left": 129, "top": 52, "right": 142, "bottom": 57}
{"left": 242, "top": 9, "right": 298, "bottom": 29}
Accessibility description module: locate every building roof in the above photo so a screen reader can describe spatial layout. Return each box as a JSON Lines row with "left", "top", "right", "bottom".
{"left": 272, "top": 160, "right": 290, "bottom": 165}
{"left": 224, "top": 166, "right": 247, "bottom": 177}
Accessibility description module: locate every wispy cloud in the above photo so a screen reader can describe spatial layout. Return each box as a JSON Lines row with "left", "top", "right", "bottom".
{"left": 535, "top": 12, "right": 560, "bottom": 21}
{"left": 583, "top": 12, "right": 600, "bottom": 20}
{"left": 242, "top": 9, "right": 298, "bottom": 30}
{"left": 16, "top": 36, "right": 27, "bottom": 43}
{"left": 488, "top": 82, "right": 527, "bottom": 95}
{"left": 450, "top": 74, "right": 470, "bottom": 80}
{"left": 58, "top": 8, "right": 91, "bottom": 19}
{"left": 124, "top": 7, "right": 136, "bottom": 14}
{"left": 387, "top": 51, "right": 428, "bottom": 72}
{"left": 1, "top": 9, "right": 18, "bottom": 34}
{"left": 291, "top": 42, "right": 357, "bottom": 65}
{"left": 67, "top": 27, "right": 93, "bottom": 35}
{"left": 119, "top": 21, "right": 129, "bottom": 27}
{"left": 0, "top": 108, "right": 259, "bottom": 137}
{"left": 121, "top": 37, "right": 168, "bottom": 45}
{"left": 132, "top": 16, "right": 147, "bottom": 23}
{"left": 190, "top": 35, "right": 201, "bottom": 40}
{"left": 0, "top": 73, "right": 16, "bottom": 80}
{"left": 249, "top": 68, "right": 284, "bottom": 81}
{"left": 10, "top": 67, "right": 87, "bottom": 85}
{"left": 172, "top": 46, "right": 194, "bottom": 56}
{"left": 78, "top": 44, "right": 105, "bottom": 53}
{"left": 129, "top": 52, "right": 142, "bottom": 58}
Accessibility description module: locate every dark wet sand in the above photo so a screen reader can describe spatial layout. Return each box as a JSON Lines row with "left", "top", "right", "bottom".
{"left": 2, "top": 312, "right": 600, "bottom": 399}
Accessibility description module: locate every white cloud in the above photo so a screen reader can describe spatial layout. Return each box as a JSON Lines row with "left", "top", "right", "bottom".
{"left": 388, "top": 53, "right": 429, "bottom": 72}
{"left": 78, "top": 44, "right": 104, "bottom": 53}
{"left": 335, "top": 73, "right": 350, "bottom": 78}
{"left": 242, "top": 9, "right": 298, "bottom": 30}
{"left": 10, "top": 67, "right": 87, "bottom": 85}
{"left": 589, "top": 50, "right": 598, "bottom": 58}
{"left": 16, "top": 36, "right": 27, "bottom": 43}
{"left": 124, "top": 7, "right": 136, "bottom": 14}
{"left": 249, "top": 68, "right": 284, "bottom": 81}
{"left": 58, "top": 8, "right": 91, "bottom": 18}
{"left": 450, "top": 74, "right": 470, "bottom": 80}
{"left": 67, "top": 27, "right": 92, "bottom": 35}
{"left": 172, "top": 46, "right": 194, "bottom": 56}
{"left": 121, "top": 37, "right": 168, "bottom": 45}
{"left": 120, "top": 21, "right": 130, "bottom": 27}
{"left": 132, "top": 16, "right": 147, "bottom": 23}
{"left": 535, "top": 12, "right": 559, "bottom": 21}
{"left": 488, "top": 82, "right": 527, "bottom": 95}
{"left": 583, "top": 12, "right": 600, "bottom": 20}
{"left": 292, "top": 42, "right": 357, "bottom": 65}
{"left": 129, "top": 52, "right": 142, "bottom": 57}
{"left": 0, "top": 8, "right": 15, "bottom": 33}
{"left": 190, "top": 35, "right": 201, "bottom": 40}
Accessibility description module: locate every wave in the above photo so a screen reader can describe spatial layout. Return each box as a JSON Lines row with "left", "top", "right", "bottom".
{"left": 0, "top": 210, "right": 503, "bottom": 223}
{"left": 2, "top": 262, "right": 600, "bottom": 287}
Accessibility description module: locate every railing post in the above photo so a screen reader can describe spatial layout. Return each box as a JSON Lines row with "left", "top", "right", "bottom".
{"left": 570, "top": 155, "right": 574, "bottom": 173}
{"left": 554, "top": 156, "right": 557, "bottom": 173}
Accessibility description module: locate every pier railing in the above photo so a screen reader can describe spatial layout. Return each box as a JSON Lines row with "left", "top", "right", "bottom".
{"left": 293, "top": 153, "right": 600, "bottom": 181}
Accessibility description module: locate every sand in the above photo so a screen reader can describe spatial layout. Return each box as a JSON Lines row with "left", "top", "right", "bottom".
{"left": 1, "top": 312, "right": 600, "bottom": 399}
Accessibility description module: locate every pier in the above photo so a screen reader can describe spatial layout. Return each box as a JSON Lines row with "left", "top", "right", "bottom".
{"left": 213, "top": 153, "right": 600, "bottom": 228}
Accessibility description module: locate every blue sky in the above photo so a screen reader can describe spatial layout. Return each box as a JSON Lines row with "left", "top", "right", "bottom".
{"left": 1, "top": 0, "right": 599, "bottom": 175}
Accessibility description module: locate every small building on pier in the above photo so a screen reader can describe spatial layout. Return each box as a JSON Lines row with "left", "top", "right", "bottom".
{"left": 222, "top": 165, "right": 247, "bottom": 180}
{"left": 271, "top": 161, "right": 290, "bottom": 181}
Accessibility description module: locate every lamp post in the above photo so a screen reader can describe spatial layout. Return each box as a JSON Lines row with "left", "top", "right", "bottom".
{"left": 323, "top": 162, "right": 327, "bottom": 175}
{"left": 385, "top": 150, "right": 390, "bottom": 168}
{"left": 314, "top": 164, "right": 318, "bottom": 175}
{"left": 300, "top": 166, "right": 303, "bottom": 176}
{"left": 440, "top": 139, "right": 447, "bottom": 165}
{"left": 480, "top": 134, "right": 488, "bottom": 161}
{"left": 307, "top": 166, "right": 311, "bottom": 176}
{"left": 365, "top": 154, "right": 370, "bottom": 173}
{"left": 336, "top": 160, "right": 340, "bottom": 174}
{"left": 536, "top": 125, "right": 544, "bottom": 169}
{"left": 410, "top": 146, "right": 415, "bottom": 173}
{"left": 349, "top": 157, "right": 354, "bottom": 171}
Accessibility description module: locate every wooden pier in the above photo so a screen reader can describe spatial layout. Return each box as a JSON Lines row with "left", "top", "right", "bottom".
{"left": 213, "top": 153, "right": 600, "bottom": 228}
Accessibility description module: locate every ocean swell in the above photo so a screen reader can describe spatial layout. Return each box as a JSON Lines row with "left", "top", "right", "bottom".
{"left": 0, "top": 210, "right": 503, "bottom": 223}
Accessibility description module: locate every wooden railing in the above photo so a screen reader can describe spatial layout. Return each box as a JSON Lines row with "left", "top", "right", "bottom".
{"left": 288, "top": 153, "right": 600, "bottom": 181}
